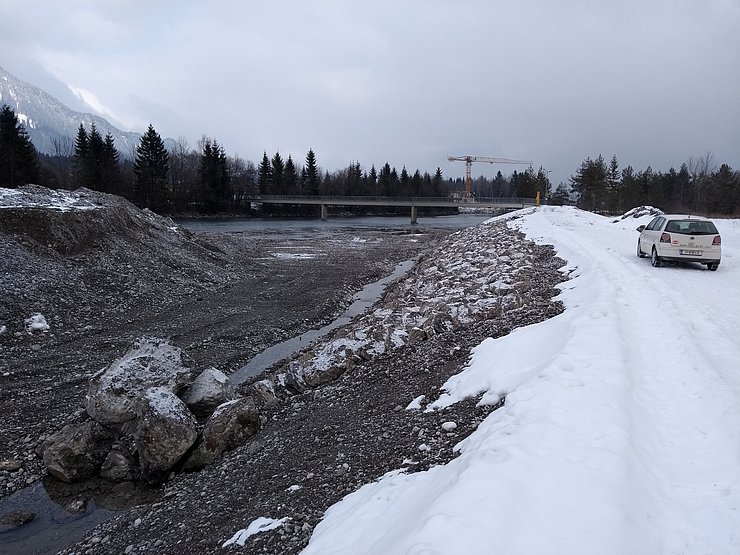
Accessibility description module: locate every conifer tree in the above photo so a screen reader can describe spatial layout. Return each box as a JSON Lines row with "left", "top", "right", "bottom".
{"left": 199, "top": 138, "right": 231, "bottom": 210}
{"left": 101, "top": 133, "right": 120, "bottom": 194}
{"left": 284, "top": 155, "right": 298, "bottom": 194}
{"left": 549, "top": 183, "right": 571, "bottom": 205}
{"left": 271, "top": 152, "right": 284, "bottom": 194}
{"left": 304, "top": 149, "right": 319, "bottom": 195}
{"left": 73, "top": 124, "right": 88, "bottom": 185}
{"left": 258, "top": 151, "right": 272, "bottom": 194}
{"left": 133, "top": 124, "right": 169, "bottom": 211}
{"left": 433, "top": 167, "right": 444, "bottom": 196}
{"left": 84, "top": 123, "right": 104, "bottom": 189}
{"left": 368, "top": 165, "right": 378, "bottom": 195}
{"left": 0, "top": 105, "right": 39, "bottom": 187}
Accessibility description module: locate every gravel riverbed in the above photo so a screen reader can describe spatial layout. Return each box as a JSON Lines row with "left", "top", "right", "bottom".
{"left": 1, "top": 188, "right": 566, "bottom": 555}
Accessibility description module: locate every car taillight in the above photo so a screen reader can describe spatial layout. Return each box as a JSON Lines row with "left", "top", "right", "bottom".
{"left": 713, "top": 235, "right": 721, "bottom": 245}
{"left": 660, "top": 233, "right": 671, "bottom": 243}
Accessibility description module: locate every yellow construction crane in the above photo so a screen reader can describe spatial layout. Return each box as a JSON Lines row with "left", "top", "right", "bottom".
{"left": 447, "top": 155, "right": 532, "bottom": 197}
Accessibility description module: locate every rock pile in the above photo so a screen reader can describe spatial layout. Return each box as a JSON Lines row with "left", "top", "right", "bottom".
{"left": 282, "top": 219, "right": 545, "bottom": 391}
{"left": 41, "top": 338, "right": 260, "bottom": 485}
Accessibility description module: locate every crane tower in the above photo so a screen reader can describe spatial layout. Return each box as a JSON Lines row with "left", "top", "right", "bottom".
{"left": 447, "top": 155, "right": 532, "bottom": 197}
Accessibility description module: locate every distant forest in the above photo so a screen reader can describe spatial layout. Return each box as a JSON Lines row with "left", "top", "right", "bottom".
{"left": 2, "top": 105, "right": 739, "bottom": 216}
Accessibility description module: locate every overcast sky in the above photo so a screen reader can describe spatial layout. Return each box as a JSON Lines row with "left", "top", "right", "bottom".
{"left": 1, "top": 0, "right": 739, "bottom": 186}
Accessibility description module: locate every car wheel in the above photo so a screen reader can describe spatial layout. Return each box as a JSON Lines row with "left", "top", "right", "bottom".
{"left": 651, "top": 247, "right": 662, "bottom": 267}
{"left": 637, "top": 239, "right": 646, "bottom": 258}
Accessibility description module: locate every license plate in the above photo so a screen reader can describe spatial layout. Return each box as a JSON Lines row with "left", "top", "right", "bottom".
{"left": 680, "top": 249, "right": 702, "bottom": 256}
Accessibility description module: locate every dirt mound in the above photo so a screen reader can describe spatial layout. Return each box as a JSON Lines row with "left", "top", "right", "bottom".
{"left": 0, "top": 185, "right": 199, "bottom": 255}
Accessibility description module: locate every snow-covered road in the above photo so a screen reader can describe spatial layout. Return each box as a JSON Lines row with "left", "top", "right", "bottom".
{"left": 302, "top": 207, "right": 740, "bottom": 555}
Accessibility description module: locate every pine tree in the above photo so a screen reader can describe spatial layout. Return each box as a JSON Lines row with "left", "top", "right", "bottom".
{"left": 271, "top": 152, "right": 284, "bottom": 194}
{"left": 304, "top": 149, "right": 319, "bottom": 195}
{"left": 84, "top": 123, "right": 104, "bottom": 189}
{"left": 549, "top": 183, "right": 571, "bottom": 206}
{"left": 368, "top": 165, "right": 379, "bottom": 195}
{"left": 0, "top": 105, "right": 39, "bottom": 187}
{"left": 258, "top": 151, "right": 272, "bottom": 194}
{"left": 73, "top": 124, "right": 88, "bottom": 185}
{"left": 199, "top": 138, "right": 232, "bottom": 210}
{"left": 570, "top": 155, "right": 608, "bottom": 211}
{"left": 101, "top": 133, "right": 120, "bottom": 194}
{"left": 133, "top": 124, "right": 170, "bottom": 211}
{"left": 284, "top": 155, "right": 298, "bottom": 194}
{"left": 433, "top": 167, "right": 444, "bottom": 196}
{"left": 379, "top": 163, "right": 393, "bottom": 196}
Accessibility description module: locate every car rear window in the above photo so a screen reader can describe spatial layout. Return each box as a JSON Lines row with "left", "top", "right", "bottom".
{"left": 665, "top": 219, "right": 719, "bottom": 235}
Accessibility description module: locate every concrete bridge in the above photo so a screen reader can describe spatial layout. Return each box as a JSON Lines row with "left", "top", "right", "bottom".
{"left": 244, "top": 195, "right": 537, "bottom": 223}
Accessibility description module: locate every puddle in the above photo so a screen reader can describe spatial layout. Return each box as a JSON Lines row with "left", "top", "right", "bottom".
{"left": 0, "top": 476, "right": 159, "bottom": 555}
{"left": 230, "top": 258, "right": 415, "bottom": 384}
{"left": 0, "top": 482, "right": 114, "bottom": 555}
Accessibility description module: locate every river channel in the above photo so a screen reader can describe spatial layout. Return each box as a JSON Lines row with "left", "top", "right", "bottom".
{"left": 0, "top": 213, "right": 492, "bottom": 555}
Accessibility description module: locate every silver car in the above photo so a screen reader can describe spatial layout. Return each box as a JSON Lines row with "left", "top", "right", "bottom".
{"left": 637, "top": 215, "right": 721, "bottom": 271}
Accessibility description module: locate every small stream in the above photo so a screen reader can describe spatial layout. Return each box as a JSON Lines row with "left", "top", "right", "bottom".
{"left": 230, "top": 258, "right": 415, "bottom": 385}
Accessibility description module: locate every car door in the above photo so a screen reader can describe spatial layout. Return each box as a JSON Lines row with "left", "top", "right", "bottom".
{"left": 641, "top": 217, "right": 662, "bottom": 253}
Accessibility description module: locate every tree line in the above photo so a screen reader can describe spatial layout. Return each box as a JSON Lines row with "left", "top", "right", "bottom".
{"left": 569, "top": 154, "right": 740, "bottom": 216}
{"left": 3, "top": 105, "right": 738, "bottom": 216}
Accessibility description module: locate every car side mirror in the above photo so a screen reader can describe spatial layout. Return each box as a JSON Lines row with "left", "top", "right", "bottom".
{"left": 636, "top": 225, "right": 645, "bottom": 232}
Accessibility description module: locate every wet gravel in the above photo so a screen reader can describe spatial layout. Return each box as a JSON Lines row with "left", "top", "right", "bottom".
{"left": 0, "top": 190, "right": 566, "bottom": 555}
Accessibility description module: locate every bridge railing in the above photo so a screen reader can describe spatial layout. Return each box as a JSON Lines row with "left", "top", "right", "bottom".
{"left": 244, "top": 194, "right": 535, "bottom": 205}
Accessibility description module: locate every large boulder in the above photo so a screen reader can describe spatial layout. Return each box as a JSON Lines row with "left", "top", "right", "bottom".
{"left": 86, "top": 337, "right": 192, "bottom": 427}
{"left": 134, "top": 387, "right": 198, "bottom": 484}
{"left": 42, "top": 421, "right": 114, "bottom": 483}
{"left": 250, "top": 379, "right": 279, "bottom": 407}
{"left": 184, "top": 367, "right": 234, "bottom": 419}
{"left": 99, "top": 443, "right": 137, "bottom": 482}
{"left": 185, "top": 397, "right": 260, "bottom": 470}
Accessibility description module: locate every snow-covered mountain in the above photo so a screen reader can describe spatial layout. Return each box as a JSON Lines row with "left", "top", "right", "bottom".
{"left": 0, "top": 66, "right": 142, "bottom": 158}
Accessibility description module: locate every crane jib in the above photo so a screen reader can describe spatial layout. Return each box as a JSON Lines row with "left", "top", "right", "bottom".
{"left": 447, "top": 154, "right": 533, "bottom": 196}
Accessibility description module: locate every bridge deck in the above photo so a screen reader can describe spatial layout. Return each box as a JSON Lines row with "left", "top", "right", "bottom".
{"left": 245, "top": 195, "right": 535, "bottom": 209}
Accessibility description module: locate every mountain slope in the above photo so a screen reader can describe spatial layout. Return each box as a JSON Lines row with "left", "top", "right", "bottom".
{"left": 0, "top": 66, "right": 142, "bottom": 158}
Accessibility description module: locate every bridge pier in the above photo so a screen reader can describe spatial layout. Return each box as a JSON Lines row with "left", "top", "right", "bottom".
{"left": 321, "top": 203, "right": 327, "bottom": 221}
{"left": 410, "top": 205, "right": 417, "bottom": 225}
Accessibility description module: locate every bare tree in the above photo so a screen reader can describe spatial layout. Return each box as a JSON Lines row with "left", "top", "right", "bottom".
{"left": 51, "top": 135, "right": 73, "bottom": 188}
{"left": 169, "top": 135, "right": 192, "bottom": 208}
{"left": 688, "top": 152, "right": 716, "bottom": 209}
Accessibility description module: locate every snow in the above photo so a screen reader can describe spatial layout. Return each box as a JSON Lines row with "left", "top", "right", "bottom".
{"left": 0, "top": 186, "right": 99, "bottom": 211}
{"left": 143, "top": 387, "right": 191, "bottom": 419}
{"left": 302, "top": 206, "right": 740, "bottom": 555}
{"left": 405, "top": 395, "right": 425, "bottom": 410}
{"left": 24, "top": 313, "right": 49, "bottom": 333}
{"left": 223, "top": 517, "right": 288, "bottom": 547}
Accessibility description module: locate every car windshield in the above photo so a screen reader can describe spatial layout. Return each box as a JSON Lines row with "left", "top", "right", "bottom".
{"left": 665, "top": 219, "right": 718, "bottom": 235}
